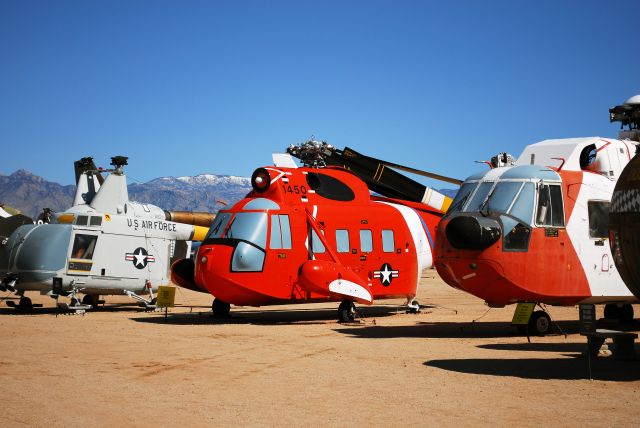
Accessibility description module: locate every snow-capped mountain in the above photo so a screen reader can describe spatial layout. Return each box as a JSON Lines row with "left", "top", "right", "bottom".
{"left": 128, "top": 174, "right": 252, "bottom": 212}
{"left": 0, "top": 170, "right": 252, "bottom": 217}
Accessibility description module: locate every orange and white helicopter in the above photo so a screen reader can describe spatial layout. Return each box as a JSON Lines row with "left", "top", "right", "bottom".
{"left": 436, "top": 128, "right": 639, "bottom": 334}
{"left": 172, "top": 141, "right": 455, "bottom": 321}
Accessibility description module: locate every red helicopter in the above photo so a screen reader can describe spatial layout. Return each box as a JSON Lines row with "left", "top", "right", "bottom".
{"left": 172, "top": 142, "right": 455, "bottom": 321}
{"left": 435, "top": 100, "right": 639, "bottom": 334}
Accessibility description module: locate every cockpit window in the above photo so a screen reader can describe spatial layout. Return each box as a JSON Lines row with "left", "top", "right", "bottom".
{"left": 206, "top": 212, "right": 232, "bottom": 239}
{"left": 509, "top": 182, "right": 535, "bottom": 225}
{"left": 270, "top": 214, "right": 292, "bottom": 249}
{"left": 447, "top": 182, "right": 477, "bottom": 213}
{"left": 536, "top": 184, "right": 564, "bottom": 227}
{"left": 71, "top": 234, "right": 97, "bottom": 259}
{"left": 485, "top": 182, "right": 522, "bottom": 214}
{"left": 225, "top": 212, "right": 268, "bottom": 249}
{"left": 463, "top": 182, "right": 494, "bottom": 212}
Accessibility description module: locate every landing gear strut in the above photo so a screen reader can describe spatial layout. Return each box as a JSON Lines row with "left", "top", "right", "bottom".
{"left": 338, "top": 300, "right": 356, "bottom": 323}
{"left": 212, "top": 298, "right": 231, "bottom": 318}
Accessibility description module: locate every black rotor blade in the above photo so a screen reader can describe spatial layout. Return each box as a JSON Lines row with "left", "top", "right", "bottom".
{"left": 323, "top": 148, "right": 428, "bottom": 203}
{"left": 342, "top": 147, "right": 462, "bottom": 185}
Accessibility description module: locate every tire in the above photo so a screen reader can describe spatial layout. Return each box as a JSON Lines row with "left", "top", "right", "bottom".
{"left": 212, "top": 298, "right": 231, "bottom": 318}
{"left": 338, "top": 300, "right": 356, "bottom": 323}
{"left": 604, "top": 303, "right": 620, "bottom": 320}
{"left": 528, "top": 310, "right": 551, "bottom": 335}
{"left": 82, "top": 294, "right": 95, "bottom": 306}
{"left": 621, "top": 304, "right": 634, "bottom": 322}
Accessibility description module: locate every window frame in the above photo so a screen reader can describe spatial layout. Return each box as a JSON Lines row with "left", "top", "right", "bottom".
{"left": 534, "top": 182, "right": 565, "bottom": 228}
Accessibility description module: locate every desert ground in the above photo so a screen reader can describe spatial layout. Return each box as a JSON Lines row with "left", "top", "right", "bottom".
{"left": 1, "top": 270, "right": 639, "bottom": 427}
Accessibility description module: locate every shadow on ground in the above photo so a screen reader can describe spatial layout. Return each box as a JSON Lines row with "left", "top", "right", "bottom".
{"left": 424, "top": 356, "right": 640, "bottom": 381}
{"left": 334, "top": 320, "right": 585, "bottom": 339}
{"left": 0, "top": 302, "right": 154, "bottom": 316}
{"left": 478, "top": 342, "right": 586, "bottom": 353}
{"left": 130, "top": 304, "right": 404, "bottom": 326}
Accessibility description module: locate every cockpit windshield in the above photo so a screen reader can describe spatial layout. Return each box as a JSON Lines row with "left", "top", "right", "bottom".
{"left": 206, "top": 212, "right": 232, "bottom": 240}
{"left": 485, "top": 182, "right": 522, "bottom": 214}
{"left": 447, "top": 182, "right": 476, "bottom": 213}
{"left": 224, "top": 212, "right": 268, "bottom": 249}
{"left": 449, "top": 179, "right": 537, "bottom": 226}
{"left": 465, "top": 182, "right": 494, "bottom": 213}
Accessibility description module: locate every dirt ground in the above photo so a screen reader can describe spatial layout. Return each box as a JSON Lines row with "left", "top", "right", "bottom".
{"left": 1, "top": 270, "right": 639, "bottom": 427}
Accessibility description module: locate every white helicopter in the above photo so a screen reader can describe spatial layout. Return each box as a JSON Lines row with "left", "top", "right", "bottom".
{"left": 0, "top": 156, "right": 214, "bottom": 311}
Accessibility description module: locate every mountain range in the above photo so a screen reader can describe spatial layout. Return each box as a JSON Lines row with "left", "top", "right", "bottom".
{"left": 0, "top": 170, "right": 252, "bottom": 218}
{"left": 0, "top": 169, "right": 457, "bottom": 218}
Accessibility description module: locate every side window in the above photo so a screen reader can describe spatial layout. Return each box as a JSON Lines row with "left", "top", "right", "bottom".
{"left": 71, "top": 234, "right": 98, "bottom": 259}
{"left": 360, "top": 230, "right": 373, "bottom": 253}
{"left": 279, "top": 215, "right": 292, "bottom": 249}
{"left": 336, "top": 229, "right": 350, "bottom": 253}
{"left": 549, "top": 185, "right": 565, "bottom": 226}
{"left": 536, "top": 184, "right": 565, "bottom": 227}
{"left": 382, "top": 230, "right": 394, "bottom": 253}
{"left": 270, "top": 215, "right": 281, "bottom": 249}
{"left": 311, "top": 230, "right": 325, "bottom": 253}
{"left": 269, "top": 214, "right": 292, "bottom": 249}
{"left": 588, "top": 201, "right": 609, "bottom": 238}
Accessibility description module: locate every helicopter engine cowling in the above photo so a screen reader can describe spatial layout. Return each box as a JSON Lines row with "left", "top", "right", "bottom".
{"left": 445, "top": 215, "right": 501, "bottom": 250}
{"left": 298, "top": 259, "right": 373, "bottom": 305}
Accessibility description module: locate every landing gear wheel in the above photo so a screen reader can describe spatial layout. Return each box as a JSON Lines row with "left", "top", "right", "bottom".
{"left": 212, "top": 298, "right": 231, "bottom": 318}
{"left": 17, "top": 296, "right": 33, "bottom": 312}
{"left": 621, "top": 304, "right": 634, "bottom": 322}
{"left": 82, "top": 294, "right": 96, "bottom": 306}
{"left": 407, "top": 299, "right": 420, "bottom": 314}
{"left": 338, "top": 300, "right": 356, "bottom": 323}
{"left": 604, "top": 303, "right": 620, "bottom": 320}
{"left": 529, "top": 310, "right": 551, "bottom": 335}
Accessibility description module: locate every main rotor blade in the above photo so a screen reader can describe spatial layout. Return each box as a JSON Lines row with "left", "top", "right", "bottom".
{"left": 342, "top": 147, "right": 463, "bottom": 185}
{"left": 378, "top": 161, "right": 463, "bottom": 185}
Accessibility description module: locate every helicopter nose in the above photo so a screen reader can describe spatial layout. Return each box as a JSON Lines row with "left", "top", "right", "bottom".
{"left": 445, "top": 215, "right": 501, "bottom": 250}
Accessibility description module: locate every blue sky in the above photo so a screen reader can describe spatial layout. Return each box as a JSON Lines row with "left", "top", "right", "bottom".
{"left": 1, "top": 0, "right": 638, "bottom": 187}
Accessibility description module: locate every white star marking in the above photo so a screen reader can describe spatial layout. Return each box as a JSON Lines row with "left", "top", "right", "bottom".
{"left": 380, "top": 265, "right": 392, "bottom": 284}
{"left": 133, "top": 248, "right": 147, "bottom": 268}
